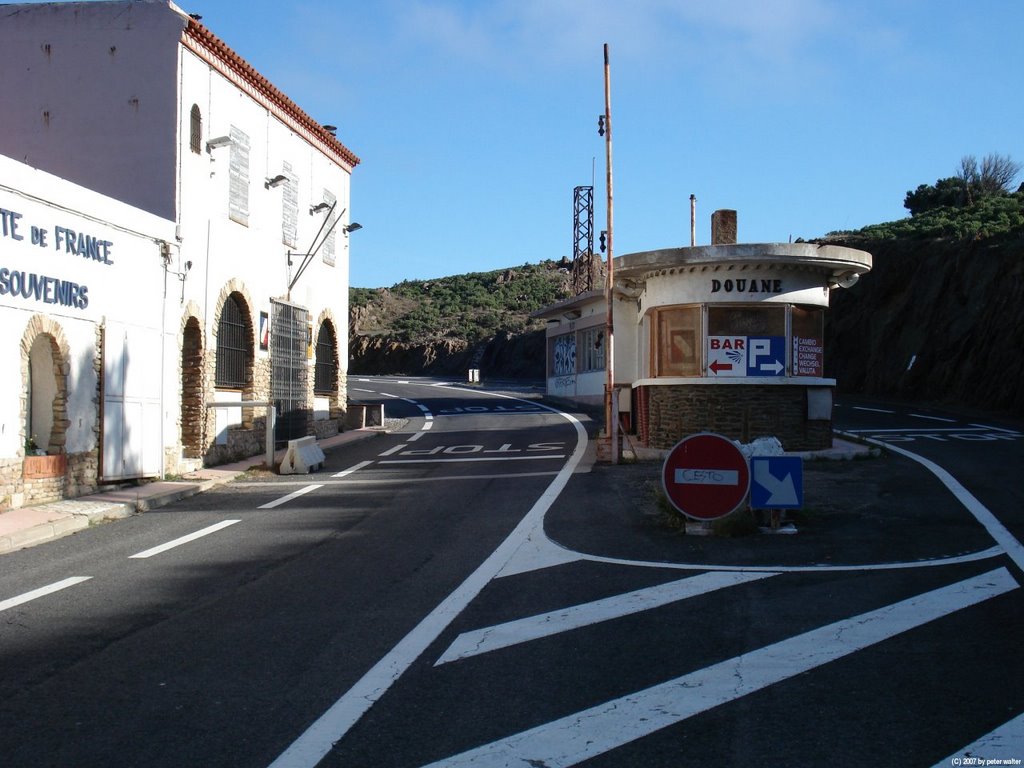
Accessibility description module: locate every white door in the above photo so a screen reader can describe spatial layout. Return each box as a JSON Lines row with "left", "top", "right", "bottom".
{"left": 102, "top": 321, "right": 162, "bottom": 481}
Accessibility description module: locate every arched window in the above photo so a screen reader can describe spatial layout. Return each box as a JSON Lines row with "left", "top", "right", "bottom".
{"left": 190, "top": 104, "right": 202, "bottom": 154}
{"left": 314, "top": 321, "right": 337, "bottom": 394}
{"left": 215, "top": 294, "right": 250, "bottom": 389}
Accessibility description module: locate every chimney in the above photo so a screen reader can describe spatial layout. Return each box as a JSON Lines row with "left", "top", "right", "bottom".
{"left": 711, "top": 209, "right": 737, "bottom": 245}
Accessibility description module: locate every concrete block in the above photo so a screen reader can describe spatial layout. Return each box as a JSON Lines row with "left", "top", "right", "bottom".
{"left": 279, "top": 436, "right": 325, "bottom": 474}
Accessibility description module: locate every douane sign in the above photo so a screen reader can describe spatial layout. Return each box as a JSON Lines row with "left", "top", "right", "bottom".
{"left": 661, "top": 433, "right": 751, "bottom": 521}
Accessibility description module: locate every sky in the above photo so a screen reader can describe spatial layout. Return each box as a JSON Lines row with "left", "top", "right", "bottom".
{"left": 32, "top": 0, "right": 1024, "bottom": 287}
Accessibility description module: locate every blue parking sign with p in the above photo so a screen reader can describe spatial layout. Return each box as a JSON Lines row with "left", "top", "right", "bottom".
{"left": 746, "top": 336, "right": 786, "bottom": 376}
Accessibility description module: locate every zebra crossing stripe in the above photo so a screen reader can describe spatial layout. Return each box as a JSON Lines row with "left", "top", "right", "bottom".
{"left": 435, "top": 571, "right": 777, "bottom": 665}
{"left": 933, "top": 711, "right": 1024, "bottom": 768}
{"left": 423, "top": 568, "right": 1018, "bottom": 768}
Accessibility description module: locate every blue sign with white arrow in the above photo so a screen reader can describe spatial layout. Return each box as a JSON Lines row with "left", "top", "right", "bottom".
{"left": 746, "top": 336, "right": 786, "bottom": 376}
{"left": 750, "top": 456, "right": 803, "bottom": 508}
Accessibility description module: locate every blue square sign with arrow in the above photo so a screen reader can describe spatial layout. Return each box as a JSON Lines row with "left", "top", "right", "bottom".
{"left": 750, "top": 456, "right": 803, "bottom": 509}
{"left": 746, "top": 336, "right": 786, "bottom": 376}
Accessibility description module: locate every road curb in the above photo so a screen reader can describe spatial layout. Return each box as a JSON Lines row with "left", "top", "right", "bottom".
{"left": 0, "top": 429, "right": 380, "bottom": 555}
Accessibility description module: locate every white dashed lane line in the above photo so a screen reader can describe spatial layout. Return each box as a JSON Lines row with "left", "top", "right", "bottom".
{"left": 129, "top": 520, "right": 242, "bottom": 559}
{"left": 0, "top": 576, "right": 93, "bottom": 613}
{"left": 257, "top": 485, "right": 323, "bottom": 510}
{"left": 333, "top": 461, "right": 373, "bottom": 479}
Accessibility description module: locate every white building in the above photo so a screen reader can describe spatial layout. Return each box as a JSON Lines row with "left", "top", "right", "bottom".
{"left": 0, "top": 1, "right": 360, "bottom": 509}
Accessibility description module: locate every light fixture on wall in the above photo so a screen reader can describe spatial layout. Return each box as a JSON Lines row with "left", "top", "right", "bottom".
{"left": 343, "top": 222, "right": 362, "bottom": 234}
{"left": 264, "top": 174, "right": 288, "bottom": 189}
{"left": 310, "top": 202, "right": 331, "bottom": 215}
{"left": 206, "top": 135, "right": 232, "bottom": 152}
{"left": 828, "top": 271, "right": 860, "bottom": 290}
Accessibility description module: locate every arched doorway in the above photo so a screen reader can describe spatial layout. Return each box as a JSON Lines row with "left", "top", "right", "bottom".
{"left": 20, "top": 318, "right": 70, "bottom": 499}
{"left": 27, "top": 335, "right": 57, "bottom": 453}
{"left": 22, "top": 322, "right": 68, "bottom": 458}
{"left": 180, "top": 316, "right": 204, "bottom": 458}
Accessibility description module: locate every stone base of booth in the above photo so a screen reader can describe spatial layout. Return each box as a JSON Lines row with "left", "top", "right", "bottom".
{"left": 637, "top": 383, "right": 831, "bottom": 451}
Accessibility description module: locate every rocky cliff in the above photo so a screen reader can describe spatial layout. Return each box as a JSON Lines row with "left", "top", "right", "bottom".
{"left": 825, "top": 235, "right": 1024, "bottom": 415}
{"left": 348, "top": 329, "right": 547, "bottom": 379}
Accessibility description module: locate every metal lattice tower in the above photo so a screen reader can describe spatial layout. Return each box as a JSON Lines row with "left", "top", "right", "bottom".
{"left": 572, "top": 185, "right": 595, "bottom": 294}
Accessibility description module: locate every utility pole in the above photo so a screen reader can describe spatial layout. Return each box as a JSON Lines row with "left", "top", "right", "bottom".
{"left": 601, "top": 43, "right": 617, "bottom": 463}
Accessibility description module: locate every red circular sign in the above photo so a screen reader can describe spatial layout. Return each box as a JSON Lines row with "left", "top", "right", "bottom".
{"left": 661, "top": 433, "right": 751, "bottom": 521}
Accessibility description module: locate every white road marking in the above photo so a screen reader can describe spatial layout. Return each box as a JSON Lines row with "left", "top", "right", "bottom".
{"left": 969, "top": 423, "right": 1022, "bottom": 434}
{"left": 351, "top": 388, "right": 375, "bottom": 393}
{"left": 910, "top": 413, "right": 957, "bottom": 423}
{"left": 380, "top": 455, "right": 566, "bottom": 464}
{"left": 230, "top": 472, "right": 559, "bottom": 488}
{"left": 842, "top": 427, "right": 987, "bottom": 434}
{"left": 862, "top": 437, "right": 1024, "bottom": 572}
{"left": 257, "top": 485, "right": 323, "bottom": 510}
{"left": 129, "top": 520, "right": 241, "bottom": 559}
{"left": 379, "top": 392, "right": 399, "bottom": 398}
{"left": 852, "top": 406, "right": 895, "bottom": 414}
{"left": 421, "top": 421, "right": 434, "bottom": 430}
{"left": 435, "top": 411, "right": 546, "bottom": 417}
{"left": 0, "top": 576, "right": 92, "bottom": 613}
{"left": 435, "top": 572, "right": 776, "bottom": 665}
{"left": 267, "top": 399, "right": 588, "bottom": 768}
{"left": 933, "top": 711, "right": 1024, "bottom": 767}
{"left": 332, "top": 461, "right": 373, "bottom": 479}
{"left": 378, "top": 445, "right": 405, "bottom": 457}
{"left": 423, "top": 568, "right": 1019, "bottom": 768}
{"left": 406, "top": 432, "right": 425, "bottom": 442}
{"left": 573, "top": 545, "right": 1004, "bottom": 573}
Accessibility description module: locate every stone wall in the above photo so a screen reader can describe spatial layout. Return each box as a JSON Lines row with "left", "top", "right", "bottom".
{"left": 639, "top": 384, "right": 831, "bottom": 451}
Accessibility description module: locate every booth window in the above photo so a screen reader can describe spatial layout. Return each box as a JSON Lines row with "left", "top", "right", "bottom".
{"left": 578, "top": 326, "right": 605, "bottom": 373}
{"left": 216, "top": 294, "right": 250, "bottom": 389}
{"left": 655, "top": 306, "right": 701, "bottom": 376}
{"left": 707, "top": 305, "right": 785, "bottom": 338}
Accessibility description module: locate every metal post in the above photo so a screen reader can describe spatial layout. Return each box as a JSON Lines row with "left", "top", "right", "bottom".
{"left": 690, "top": 194, "right": 697, "bottom": 247}
{"left": 602, "top": 43, "right": 618, "bottom": 464}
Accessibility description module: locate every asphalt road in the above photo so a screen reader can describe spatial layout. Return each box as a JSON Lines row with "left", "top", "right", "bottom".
{"left": 1, "top": 381, "right": 1022, "bottom": 767}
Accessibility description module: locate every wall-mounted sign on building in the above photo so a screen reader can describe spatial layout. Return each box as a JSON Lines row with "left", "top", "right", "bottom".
{"left": 707, "top": 336, "right": 786, "bottom": 377}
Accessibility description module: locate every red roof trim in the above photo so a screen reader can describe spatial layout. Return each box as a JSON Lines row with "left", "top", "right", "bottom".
{"left": 183, "top": 18, "right": 360, "bottom": 169}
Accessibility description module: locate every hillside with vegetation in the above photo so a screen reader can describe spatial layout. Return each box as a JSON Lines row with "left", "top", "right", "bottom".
{"left": 348, "top": 259, "right": 573, "bottom": 378}
{"left": 821, "top": 154, "right": 1024, "bottom": 415}
{"left": 349, "top": 154, "right": 1024, "bottom": 416}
